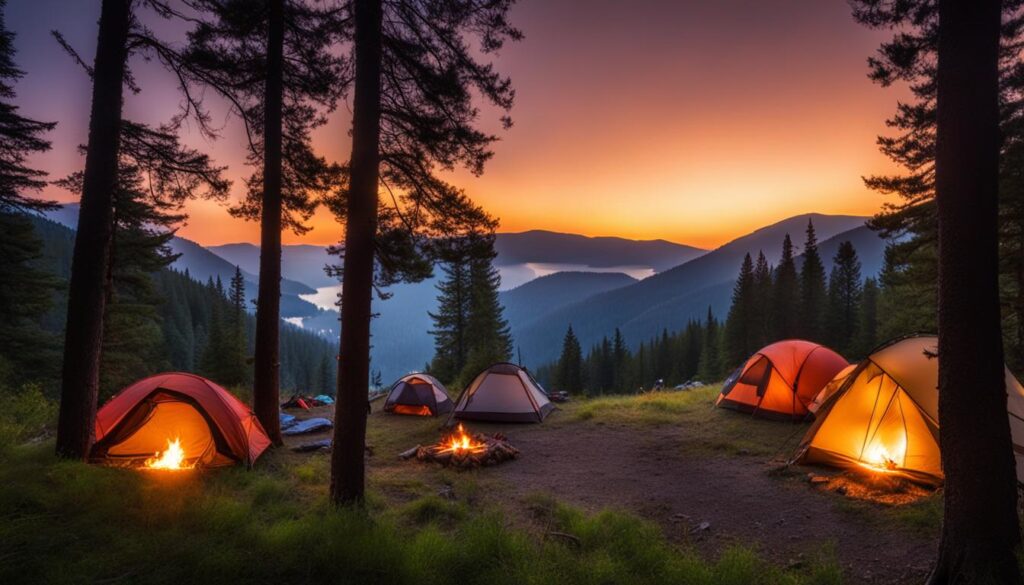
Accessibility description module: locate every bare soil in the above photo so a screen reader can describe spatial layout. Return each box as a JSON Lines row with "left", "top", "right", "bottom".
{"left": 282, "top": 405, "right": 937, "bottom": 584}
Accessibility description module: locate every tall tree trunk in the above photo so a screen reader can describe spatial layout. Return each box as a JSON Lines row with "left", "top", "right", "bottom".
{"left": 930, "top": 0, "right": 1022, "bottom": 582}
{"left": 329, "top": 0, "right": 382, "bottom": 506}
{"left": 252, "top": 0, "right": 285, "bottom": 446}
{"left": 55, "top": 0, "right": 131, "bottom": 460}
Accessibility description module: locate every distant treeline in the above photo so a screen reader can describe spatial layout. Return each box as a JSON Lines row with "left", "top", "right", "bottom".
{"left": 536, "top": 221, "right": 881, "bottom": 395}
{"left": 0, "top": 215, "right": 336, "bottom": 400}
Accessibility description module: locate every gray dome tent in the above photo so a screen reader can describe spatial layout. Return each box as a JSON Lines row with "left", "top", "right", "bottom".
{"left": 449, "top": 363, "right": 554, "bottom": 423}
{"left": 383, "top": 373, "right": 453, "bottom": 417}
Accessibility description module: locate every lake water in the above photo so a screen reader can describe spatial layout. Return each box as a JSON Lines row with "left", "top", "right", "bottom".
{"left": 298, "top": 262, "right": 656, "bottom": 312}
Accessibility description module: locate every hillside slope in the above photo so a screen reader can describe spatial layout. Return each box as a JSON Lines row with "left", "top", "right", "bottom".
{"left": 513, "top": 214, "right": 875, "bottom": 365}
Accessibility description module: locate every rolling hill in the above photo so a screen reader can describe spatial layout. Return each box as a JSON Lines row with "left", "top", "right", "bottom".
{"left": 511, "top": 214, "right": 884, "bottom": 366}
{"left": 44, "top": 205, "right": 319, "bottom": 318}
{"left": 493, "top": 230, "right": 705, "bottom": 270}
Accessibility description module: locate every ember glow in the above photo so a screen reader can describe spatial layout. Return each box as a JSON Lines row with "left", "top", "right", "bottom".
{"left": 144, "top": 437, "right": 193, "bottom": 471}
{"left": 437, "top": 424, "right": 488, "bottom": 456}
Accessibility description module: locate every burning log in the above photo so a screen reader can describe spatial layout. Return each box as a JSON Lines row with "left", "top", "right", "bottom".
{"left": 409, "top": 424, "right": 519, "bottom": 468}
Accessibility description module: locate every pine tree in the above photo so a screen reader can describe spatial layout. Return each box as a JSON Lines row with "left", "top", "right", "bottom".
{"left": 218, "top": 266, "right": 250, "bottom": 387}
{"left": 680, "top": 319, "right": 704, "bottom": 382}
{"left": 771, "top": 234, "right": 799, "bottom": 340}
{"left": 697, "top": 306, "right": 720, "bottom": 382}
{"left": 184, "top": 0, "right": 347, "bottom": 445}
{"left": 848, "top": 2, "right": 1023, "bottom": 577}
{"left": 0, "top": 1, "right": 60, "bottom": 385}
{"left": 752, "top": 250, "right": 773, "bottom": 347}
{"left": 200, "top": 281, "right": 228, "bottom": 381}
{"left": 428, "top": 258, "right": 472, "bottom": 384}
{"left": 825, "top": 241, "right": 863, "bottom": 353}
{"left": 724, "top": 253, "right": 755, "bottom": 366}
{"left": 655, "top": 328, "right": 672, "bottom": 383}
{"left": 54, "top": 0, "right": 234, "bottom": 459}
{"left": 611, "top": 328, "right": 629, "bottom": 391}
{"left": 556, "top": 325, "right": 584, "bottom": 394}
{"left": 329, "top": 0, "right": 518, "bottom": 505}
{"left": 458, "top": 257, "right": 513, "bottom": 383}
{"left": 855, "top": 277, "right": 879, "bottom": 359}
{"left": 798, "top": 219, "right": 827, "bottom": 343}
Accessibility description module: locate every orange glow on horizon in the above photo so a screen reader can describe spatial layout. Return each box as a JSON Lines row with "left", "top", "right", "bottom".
{"left": 18, "top": 0, "right": 907, "bottom": 250}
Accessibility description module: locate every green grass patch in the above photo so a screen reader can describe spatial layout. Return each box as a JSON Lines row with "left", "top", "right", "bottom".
{"left": 567, "top": 386, "right": 806, "bottom": 457}
{"left": 0, "top": 441, "right": 843, "bottom": 585}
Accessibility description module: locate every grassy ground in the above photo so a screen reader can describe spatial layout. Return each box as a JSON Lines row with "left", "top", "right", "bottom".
{"left": 572, "top": 386, "right": 806, "bottom": 457}
{"left": 0, "top": 386, "right": 892, "bottom": 585}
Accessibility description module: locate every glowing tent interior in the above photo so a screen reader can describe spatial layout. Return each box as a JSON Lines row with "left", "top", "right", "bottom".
{"left": 90, "top": 372, "right": 272, "bottom": 468}
{"left": 383, "top": 373, "right": 454, "bottom": 416}
{"left": 716, "top": 339, "right": 849, "bottom": 420}
{"left": 794, "top": 335, "right": 1024, "bottom": 485}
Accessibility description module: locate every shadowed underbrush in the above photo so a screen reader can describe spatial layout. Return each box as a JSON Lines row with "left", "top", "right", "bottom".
{"left": 0, "top": 442, "right": 842, "bottom": 585}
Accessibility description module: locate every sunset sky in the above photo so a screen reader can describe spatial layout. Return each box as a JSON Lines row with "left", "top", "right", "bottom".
{"left": 7, "top": 0, "right": 904, "bottom": 249}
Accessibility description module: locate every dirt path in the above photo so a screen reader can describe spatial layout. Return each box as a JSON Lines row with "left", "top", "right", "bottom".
{"left": 487, "top": 422, "right": 935, "bottom": 584}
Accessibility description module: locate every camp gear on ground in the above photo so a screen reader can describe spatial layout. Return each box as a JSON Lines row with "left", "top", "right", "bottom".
{"left": 716, "top": 340, "right": 849, "bottom": 420}
{"left": 794, "top": 335, "right": 1024, "bottom": 485}
{"left": 291, "top": 439, "right": 332, "bottom": 453}
{"left": 383, "top": 373, "right": 453, "bottom": 417}
{"left": 281, "top": 417, "right": 333, "bottom": 436}
{"left": 449, "top": 362, "right": 554, "bottom": 424}
{"left": 91, "top": 372, "right": 271, "bottom": 467}
{"left": 313, "top": 394, "right": 335, "bottom": 405}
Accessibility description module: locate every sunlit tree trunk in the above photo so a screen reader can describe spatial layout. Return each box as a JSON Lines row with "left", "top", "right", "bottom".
{"left": 930, "top": 0, "right": 1021, "bottom": 582}
{"left": 55, "top": 0, "right": 131, "bottom": 460}
{"left": 253, "top": 0, "right": 285, "bottom": 446}
{"left": 330, "top": 0, "right": 382, "bottom": 505}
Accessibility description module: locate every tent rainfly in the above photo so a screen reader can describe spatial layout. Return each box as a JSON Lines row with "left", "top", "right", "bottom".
{"left": 449, "top": 362, "right": 554, "bottom": 423}
{"left": 794, "top": 335, "right": 1024, "bottom": 485}
{"left": 716, "top": 339, "right": 849, "bottom": 420}
{"left": 383, "top": 373, "right": 453, "bottom": 416}
{"left": 90, "top": 372, "right": 271, "bottom": 468}
{"left": 808, "top": 363, "right": 858, "bottom": 415}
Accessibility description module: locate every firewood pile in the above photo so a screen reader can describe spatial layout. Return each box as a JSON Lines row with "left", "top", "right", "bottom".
{"left": 399, "top": 424, "right": 520, "bottom": 469}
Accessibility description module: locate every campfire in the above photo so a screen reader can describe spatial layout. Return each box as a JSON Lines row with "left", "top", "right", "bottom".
{"left": 144, "top": 437, "right": 194, "bottom": 471}
{"left": 401, "top": 424, "right": 519, "bottom": 468}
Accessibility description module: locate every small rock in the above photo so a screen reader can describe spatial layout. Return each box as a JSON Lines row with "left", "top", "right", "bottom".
{"left": 696, "top": 521, "right": 711, "bottom": 532}
{"left": 835, "top": 485, "right": 848, "bottom": 495}
{"left": 438, "top": 485, "right": 456, "bottom": 500}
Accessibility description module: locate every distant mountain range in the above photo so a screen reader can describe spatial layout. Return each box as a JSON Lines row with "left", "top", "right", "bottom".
{"left": 510, "top": 214, "right": 887, "bottom": 366}
{"left": 44, "top": 205, "right": 320, "bottom": 319}
{"left": 42, "top": 205, "right": 888, "bottom": 384}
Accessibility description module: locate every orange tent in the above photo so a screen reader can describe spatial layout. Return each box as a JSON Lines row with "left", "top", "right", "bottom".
{"left": 90, "top": 372, "right": 271, "bottom": 468}
{"left": 808, "top": 363, "right": 858, "bottom": 415}
{"left": 716, "top": 340, "right": 849, "bottom": 420}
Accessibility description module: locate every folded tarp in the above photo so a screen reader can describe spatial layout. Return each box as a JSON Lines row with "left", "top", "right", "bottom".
{"left": 281, "top": 417, "right": 333, "bottom": 436}
{"left": 291, "top": 438, "right": 332, "bottom": 453}
{"left": 314, "top": 394, "right": 335, "bottom": 405}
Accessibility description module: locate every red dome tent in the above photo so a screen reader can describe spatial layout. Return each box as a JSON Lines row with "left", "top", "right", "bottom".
{"left": 90, "top": 372, "right": 272, "bottom": 467}
{"left": 716, "top": 340, "right": 849, "bottom": 420}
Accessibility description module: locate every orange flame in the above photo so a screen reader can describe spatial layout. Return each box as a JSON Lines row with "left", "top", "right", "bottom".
{"left": 437, "top": 424, "right": 487, "bottom": 455}
{"left": 144, "top": 437, "right": 194, "bottom": 471}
